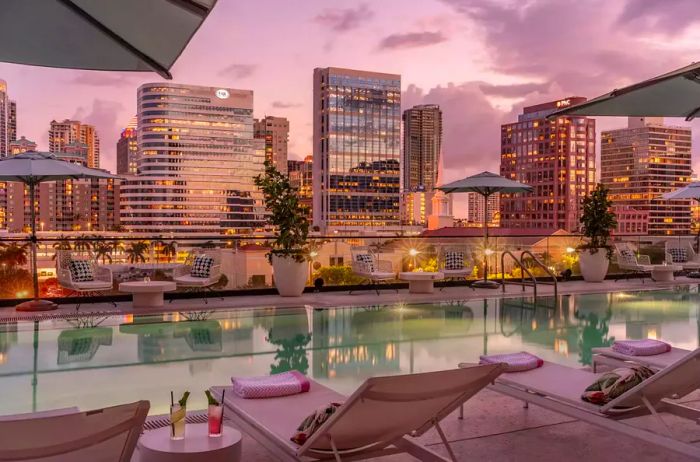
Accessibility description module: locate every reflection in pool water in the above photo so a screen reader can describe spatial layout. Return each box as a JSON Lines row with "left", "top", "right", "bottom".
{"left": 0, "top": 287, "right": 698, "bottom": 416}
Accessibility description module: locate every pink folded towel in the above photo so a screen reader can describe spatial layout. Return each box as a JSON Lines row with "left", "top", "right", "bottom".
{"left": 612, "top": 339, "right": 671, "bottom": 356}
{"left": 232, "top": 371, "right": 311, "bottom": 399}
{"left": 479, "top": 352, "right": 544, "bottom": 372}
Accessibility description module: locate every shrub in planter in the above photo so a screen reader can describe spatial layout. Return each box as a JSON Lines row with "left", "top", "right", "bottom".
{"left": 578, "top": 184, "right": 617, "bottom": 282}
{"left": 255, "top": 161, "right": 310, "bottom": 296}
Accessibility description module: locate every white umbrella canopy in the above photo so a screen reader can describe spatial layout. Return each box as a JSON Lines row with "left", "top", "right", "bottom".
{"left": 0, "top": 0, "right": 217, "bottom": 79}
{"left": 0, "top": 152, "right": 120, "bottom": 310}
{"left": 436, "top": 171, "right": 533, "bottom": 195}
{"left": 548, "top": 62, "right": 700, "bottom": 120}
{"left": 662, "top": 182, "right": 700, "bottom": 200}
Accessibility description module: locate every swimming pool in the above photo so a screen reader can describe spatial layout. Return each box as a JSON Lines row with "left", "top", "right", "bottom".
{"left": 0, "top": 287, "right": 698, "bottom": 416}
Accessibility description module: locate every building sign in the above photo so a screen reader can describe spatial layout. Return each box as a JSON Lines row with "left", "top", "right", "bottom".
{"left": 215, "top": 89, "right": 230, "bottom": 99}
{"left": 555, "top": 98, "right": 571, "bottom": 108}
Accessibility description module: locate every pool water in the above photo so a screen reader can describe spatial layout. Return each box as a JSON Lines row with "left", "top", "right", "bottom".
{"left": 0, "top": 287, "right": 698, "bottom": 416}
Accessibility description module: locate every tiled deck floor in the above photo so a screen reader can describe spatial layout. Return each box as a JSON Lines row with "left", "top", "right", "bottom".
{"left": 4, "top": 277, "right": 698, "bottom": 461}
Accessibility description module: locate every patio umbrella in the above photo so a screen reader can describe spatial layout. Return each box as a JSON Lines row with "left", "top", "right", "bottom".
{"left": 547, "top": 62, "right": 700, "bottom": 120}
{"left": 437, "top": 171, "right": 533, "bottom": 288}
{"left": 0, "top": 0, "right": 218, "bottom": 79}
{"left": 662, "top": 183, "right": 700, "bottom": 254}
{"left": 0, "top": 152, "right": 120, "bottom": 311}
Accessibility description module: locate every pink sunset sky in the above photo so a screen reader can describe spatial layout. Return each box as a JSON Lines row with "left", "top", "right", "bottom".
{"left": 1, "top": 0, "right": 700, "bottom": 199}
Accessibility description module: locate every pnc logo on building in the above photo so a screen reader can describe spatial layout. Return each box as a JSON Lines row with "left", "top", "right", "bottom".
{"left": 215, "top": 89, "right": 230, "bottom": 99}
{"left": 555, "top": 98, "right": 571, "bottom": 108}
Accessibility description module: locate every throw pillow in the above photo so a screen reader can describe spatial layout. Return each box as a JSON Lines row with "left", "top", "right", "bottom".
{"left": 69, "top": 260, "right": 95, "bottom": 282}
{"left": 668, "top": 247, "right": 687, "bottom": 263}
{"left": 444, "top": 251, "right": 465, "bottom": 270}
{"left": 191, "top": 255, "right": 214, "bottom": 278}
{"left": 355, "top": 253, "right": 375, "bottom": 272}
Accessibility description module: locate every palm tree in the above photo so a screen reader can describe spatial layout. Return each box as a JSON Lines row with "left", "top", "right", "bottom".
{"left": 51, "top": 235, "right": 72, "bottom": 260}
{"left": 125, "top": 241, "right": 148, "bottom": 264}
{"left": 73, "top": 235, "right": 92, "bottom": 254}
{"left": 0, "top": 243, "right": 29, "bottom": 267}
{"left": 93, "top": 242, "right": 113, "bottom": 264}
{"left": 161, "top": 241, "right": 177, "bottom": 263}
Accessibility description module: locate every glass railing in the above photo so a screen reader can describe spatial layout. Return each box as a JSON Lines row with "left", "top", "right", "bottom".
{"left": 0, "top": 231, "right": 694, "bottom": 303}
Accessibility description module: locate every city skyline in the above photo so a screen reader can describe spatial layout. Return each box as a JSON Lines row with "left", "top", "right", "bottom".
{"left": 1, "top": 0, "right": 699, "bottom": 190}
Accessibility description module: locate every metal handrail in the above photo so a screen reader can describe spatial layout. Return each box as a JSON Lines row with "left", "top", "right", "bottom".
{"left": 520, "top": 250, "right": 558, "bottom": 297}
{"left": 501, "top": 250, "right": 538, "bottom": 296}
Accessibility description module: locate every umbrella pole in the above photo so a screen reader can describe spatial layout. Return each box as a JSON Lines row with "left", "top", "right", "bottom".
{"left": 472, "top": 193, "right": 499, "bottom": 289}
{"left": 15, "top": 180, "right": 57, "bottom": 311}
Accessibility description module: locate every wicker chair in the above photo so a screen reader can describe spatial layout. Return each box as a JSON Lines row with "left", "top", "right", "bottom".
{"left": 438, "top": 247, "right": 475, "bottom": 291}
{"left": 55, "top": 250, "right": 114, "bottom": 310}
{"left": 349, "top": 247, "right": 396, "bottom": 295}
{"left": 172, "top": 249, "right": 223, "bottom": 303}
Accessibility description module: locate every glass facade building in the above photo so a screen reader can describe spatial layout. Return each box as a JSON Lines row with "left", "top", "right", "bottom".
{"left": 402, "top": 104, "right": 442, "bottom": 192}
{"left": 313, "top": 67, "right": 401, "bottom": 233}
{"left": 120, "top": 83, "right": 266, "bottom": 234}
{"left": 500, "top": 97, "right": 596, "bottom": 232}
{"left": 602, "top": 117, "right": 692, "bottom": 235}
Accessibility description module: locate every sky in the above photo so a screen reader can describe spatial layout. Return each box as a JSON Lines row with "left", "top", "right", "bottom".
{"left": 2, "top": 0, "right": 700, "bottom": 207}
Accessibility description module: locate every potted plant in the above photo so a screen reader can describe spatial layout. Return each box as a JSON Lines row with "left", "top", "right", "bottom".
{"left": 255, "top": 160, "right": 310, "bottom": 296}
{"left": 578, "top": 184, "right": 617, "bottom": 282}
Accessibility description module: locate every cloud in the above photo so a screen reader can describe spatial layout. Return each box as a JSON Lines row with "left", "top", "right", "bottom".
{"left": 72, "top": 99, "right": 125, "bottom": 169}
{"left": 479, "top": 81, "right": 552, "bottom": 98}
{"left": 378, "top": 31, "right": 447, "bottom": 50}
{"left": 218, "top": 64, "right": 257, "bottom": 79}
{"left": 617, "top": 0, "right": 700, "bottom": 35}
{"left": 314, "top": 4, "right": 373, "bottom": 32}
{"left": 271, "top": 101, "right": 302, "bottom": 109}
{"left": 68, "top": 71, "right": 141, "bottom": 87}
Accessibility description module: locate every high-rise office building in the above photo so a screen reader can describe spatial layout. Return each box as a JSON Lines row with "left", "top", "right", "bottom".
{"left": 466, "top": 192, "right": 500, "bottom": 227}
{"left": 254, "top": 116, "right": 289, "bottom": 174}
{"left": 500, "top": 97, "right": 596, "bottom": 232}
{"left": 0, "top": 79, "right": 16, "bottom": 157}
{"left": 120, "top": 83, "right": 266, "bottom": 234}
{"left": 601, "top": 117, "right": 692, "bottom": 235}
{"left": 402, "top": 104, "right": 442, "bottom": 192}
{"left": 49, "top": 119, "right": 101, "bottom": 168}
{"left": 288, "top": 156, "right": 313, "bottom": 219}
{"left": 116, "top": 117, "right": 138, "bottom": 175}
{"left": 313, "top": 67, "right": 401, "bottom": 233}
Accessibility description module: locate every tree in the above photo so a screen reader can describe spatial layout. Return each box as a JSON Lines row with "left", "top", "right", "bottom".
{"left": 93, "top": 241, "right": 113, "bottom": 264}
{"left": 579, "top": 184, "right": 617, "bottom": 257}
{"left": 0, "top": 243, "right": 29, "bottom": 267}
{"left": 254, "top": 160, "right": 309, "bottom": 262}
{"left": 73, "top": 235, "right": 93, "bottom": 254}
{"left": 161, "top": 241, "right": 177, "bottom": 262}
{"left": 125, "top": 241, "right": 148, "bottom": 264}
{"left": 51, "top": 236, "right": 72, "bottom": 261}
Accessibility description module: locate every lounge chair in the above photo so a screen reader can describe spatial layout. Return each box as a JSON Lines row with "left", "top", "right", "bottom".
{"left": 210, "top": 365, "right": 504, "bottom": 462}
{"left": 614, "top": 242, "right": 653, "bottom": 281}
{"left": 349, "top": 247, "right": 397, "bottom": 295}
{"left": 56, "top": 249, "right": 115, "bottom": 310}
{"left": 172, "top": 249, "right": 223, "bottom": 303}
{"left": 0, "top": 400, "right": 149, "bottom": 461}
{"left": 462, "top": 351, "right": 700, "bottom": 459}
{"left": 591, "top": 345, "right": 691, "bottom": 372}
{"left": 665, "top": 240, "right": 700, "bottom": 271}
{"left": 438, "top": 247, "right": 475, "bottom": 291}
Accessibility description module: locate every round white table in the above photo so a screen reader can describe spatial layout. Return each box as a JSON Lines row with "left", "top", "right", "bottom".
{"left": 650, "top": 265, "right": 682, "bottom": 282}
{"left": 118, "top": 281, "right": 176, "bottom": 308}
{"left": 138, "top": 424, "right": 241, "bottom": 462}
{"left": 398, "top": 272, "right": 445, "bottom": 294}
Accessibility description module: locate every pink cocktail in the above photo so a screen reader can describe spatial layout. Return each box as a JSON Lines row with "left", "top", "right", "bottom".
{"left": 208, "top": 404, "right": 223, "bottom": 437}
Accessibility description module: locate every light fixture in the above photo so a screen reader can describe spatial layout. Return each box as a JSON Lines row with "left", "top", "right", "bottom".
{"left": 484, "top": 248, "right": 494, "bottom": 256}
{"left": 566, "top": 247, "right": 575, "bottom": 253}
{"left": 408, "top": 248, "right": 419, "bottom": 257}
{"left": 309, "top": 251, "right": 318, "bottom": 258}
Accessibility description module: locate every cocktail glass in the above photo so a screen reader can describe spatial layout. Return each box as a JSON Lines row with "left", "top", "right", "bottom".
{"left": 208, "top": 404, "right": 223, "bottom": 437}
{"left": 170, "top": 404, "right": 186, "bottom": 440}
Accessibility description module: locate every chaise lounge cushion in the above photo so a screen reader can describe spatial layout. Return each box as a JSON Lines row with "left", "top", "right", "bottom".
{"left": 174, "top": 275, "right": 213, "bottom": 286}
{"left": 72, "top": 280, "right": 112, "bottom": 290}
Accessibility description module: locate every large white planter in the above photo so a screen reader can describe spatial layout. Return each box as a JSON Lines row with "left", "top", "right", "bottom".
{"left": 579, "top": 249, "right": 609, "bottom": 282}
{"left": 271, "top": 254, "right": 307, "bottom": 297}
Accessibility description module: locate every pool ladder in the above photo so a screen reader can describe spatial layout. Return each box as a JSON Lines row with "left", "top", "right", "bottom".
{"left": 500, "top": 250, "right": 558, "bottom": 298}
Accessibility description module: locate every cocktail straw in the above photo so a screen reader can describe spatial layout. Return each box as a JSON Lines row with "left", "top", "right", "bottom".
{"left": 170, "top": 391, "right": 175, "bottom": 438}
{"left": 220, "top": 389, "right": 225, "bottom": 433}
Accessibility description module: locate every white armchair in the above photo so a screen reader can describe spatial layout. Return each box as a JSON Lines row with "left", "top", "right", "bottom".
{"left": 172, "top": 250, "right": 223, "bottom": 303}
{"left": 349, "top": 247, "right": 396, "bottom": 295}
{"left": 55, "top": 250, "right": 114, "bottom": 310}
{"left": 665, "top": 240, "right": 700, "bottom": 271}
{"left": 438, "top": 247, "right": 475, "bottom": 291}
{"left": 614, "top": 242, "right": 653, "bottom": 282}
